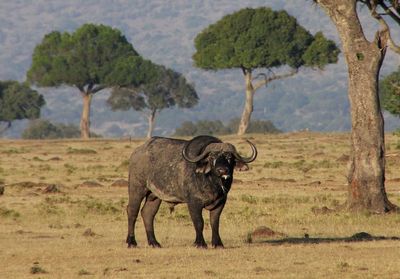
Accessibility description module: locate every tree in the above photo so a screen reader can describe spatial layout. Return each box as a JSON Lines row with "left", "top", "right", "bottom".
{"left": 314, "top": 0, "right": 400, "bottom": 212}
{"left": 22, "top": 119, "right": 84, "bottom": 139}
{"left": 380, "top": 66, "right": 400, "bottom": 117}
{"left": 0, "top": 81, "right": 45, "bottom": 134}
{"left": 193, "top": 7, "right": 339, "bottom": 135}
{"left": 108, "top": 65, "right": 198, "bottom": 138}
{"left": 27, "top": 23, "right": 155, "bottom": 139}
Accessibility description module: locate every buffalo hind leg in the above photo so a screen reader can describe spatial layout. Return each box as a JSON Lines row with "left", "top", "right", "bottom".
{"left": 209, "top": 201, "right": 226, "bottom": 248}
{"left": 188, "top": 201, "right": 207, "bottom": 248}
{"left": 126, "top": 189, "right": 147, "bottom": 248}
{"left": 141, "top": 193, "right": 162, "bottom": 248}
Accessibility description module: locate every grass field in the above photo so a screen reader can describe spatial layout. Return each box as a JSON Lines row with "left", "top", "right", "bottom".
{"left": 1, "top": 132, "right": 400, "bottom": 278}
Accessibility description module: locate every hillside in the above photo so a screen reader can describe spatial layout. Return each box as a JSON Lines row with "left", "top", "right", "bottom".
{"left": 0, "top": 0, "right": 399, "bottom": 137}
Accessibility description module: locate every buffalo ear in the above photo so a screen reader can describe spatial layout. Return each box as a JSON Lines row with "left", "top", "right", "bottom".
{"left": 195, "top": 161, "right": 212, "bottom": 174}
{"left": 235, "top": 161, "right": 249, "bottom": 171}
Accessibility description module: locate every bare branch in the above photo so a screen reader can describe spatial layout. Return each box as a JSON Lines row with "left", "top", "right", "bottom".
{"left": 369, "top": 1, "right": 400, "bottom": 54}
{"left": 91, "top": 85, "right": 107, "bottom": 94}
{"left": 252, "top": 68, "right": 298, "bottom": 91}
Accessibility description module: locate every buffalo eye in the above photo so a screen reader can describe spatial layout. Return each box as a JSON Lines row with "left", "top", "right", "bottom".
{"left": 225, "top": 153, "right": 233, "bottom": 163}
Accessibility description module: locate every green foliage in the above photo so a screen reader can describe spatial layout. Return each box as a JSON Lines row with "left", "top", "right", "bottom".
{"left": 302, "top": 32, "right": 339, "bottom": 69}
{"left": 193, "top": 7, "right": 339, "bottom": 71}
{"left": 27, "top": 24, "right": 142, "bottom": 89}
{"left": 174, "top": 120, "right": 230, "bottom": 136}
{"left": 108, "top": 65, "right": 198, "bottom": 113}
{"left": 22, "top": 119, "right": 81, "bottom": 139}
{"left": 0, "top": 81, "right": 45, "bottom": 128}
{"left": 227, "top": 118, "right": 281, "bottom": 134}
{"left": 174, "top": 118, "right": 281, "bottom": 136}
{"left": 380, "top": 66, "right": 400, "bottom": 117}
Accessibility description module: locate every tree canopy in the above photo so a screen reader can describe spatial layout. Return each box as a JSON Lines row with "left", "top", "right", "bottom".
{"left": 108, "top": 64, "right": 198, "bottom": 137}
{"left": 27, "top": 23, "right": 142, "bottom": 89}
{"left": 27, "top": 23, "right": 158, "bottom": 138}
{"left": 193, "top": 7, "right": 339, "bottom": 135}
{"left": 108, "top": 65, "right": 197, "bottom": 112}
{"left": 380, "top": 66, "right": 400, "bottom": 117}
{"left": 0, "top": 81, "right": 45, "bottom": 132}
{"left": 193, "top": 7, "right": 339, "bottom": 71}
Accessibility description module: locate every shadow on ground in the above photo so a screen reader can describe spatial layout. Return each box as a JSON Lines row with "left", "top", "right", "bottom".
{"left": 261, "top": 232, "right": 400, "bottom": 245}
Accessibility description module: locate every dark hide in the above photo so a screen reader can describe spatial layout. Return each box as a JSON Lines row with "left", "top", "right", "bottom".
{"left": 126, "top": 135, "right": 256, "bottom": 248}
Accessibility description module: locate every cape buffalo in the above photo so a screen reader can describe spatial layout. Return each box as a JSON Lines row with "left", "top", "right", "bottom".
{"left": 126, "top": 135, "right": 257, "bottom": 248}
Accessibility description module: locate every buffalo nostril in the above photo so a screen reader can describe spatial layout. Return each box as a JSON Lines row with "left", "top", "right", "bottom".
{"left": 217, "top": 168, "right": 228, "bottom": 175}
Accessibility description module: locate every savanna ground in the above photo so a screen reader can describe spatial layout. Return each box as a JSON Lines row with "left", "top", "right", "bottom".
{"left": 1, "top": 132, "right": 400, "bottom": 278}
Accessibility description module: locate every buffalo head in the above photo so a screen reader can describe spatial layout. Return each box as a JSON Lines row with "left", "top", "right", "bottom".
{"left": 182, "top": 136, "right": 257, "bottom": 181}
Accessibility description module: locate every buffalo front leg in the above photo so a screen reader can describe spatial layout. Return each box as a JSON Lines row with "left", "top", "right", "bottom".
{"left": 126, "top": 191, "right": 146, "bottom": 248}
{"left": 141, "top": 193, "right": 162, "bottom": 248}
{"left": 188, "top": 202, "right": 207, "bottom": 248}
{"left": 209, "top": 201, "right": 226, "bottom": 248}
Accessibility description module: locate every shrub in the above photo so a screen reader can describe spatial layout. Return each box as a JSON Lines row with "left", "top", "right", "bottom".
{"left": 22, "top": 119, "right": 101, "bottom": 139}
{"left": 22, "top": 119, "right": 80, "bottom": 139}
{"left": 174, "top": 118, "right": 281, "bottom": 136}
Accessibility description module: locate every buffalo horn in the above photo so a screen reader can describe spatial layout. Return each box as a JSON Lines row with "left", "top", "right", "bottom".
{"left": 182, "top": 142, "right": 210, "bottom": 163}
{"left": 233, "top": 140, "right": 257, "bottom": 163}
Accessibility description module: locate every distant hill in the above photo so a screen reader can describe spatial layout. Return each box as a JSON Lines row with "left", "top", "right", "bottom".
{"left": 0, "top": 0, "right": 399, "bottom": 138}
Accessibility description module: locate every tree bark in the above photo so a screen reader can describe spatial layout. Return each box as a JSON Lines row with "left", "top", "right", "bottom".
{"left": 238, "top": 70, "right": 254, "bottom": 136}
{"left": 146, "top": 109, "right": 156, "bottom": 139}
{"left": 316, "top": 0, "right": 396, "bottom": 212}
{"left": 80, "top": 93, "right": 92, "bottom": 139}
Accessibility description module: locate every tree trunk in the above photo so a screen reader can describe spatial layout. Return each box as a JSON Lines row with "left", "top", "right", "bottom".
{"left": 146, "top": 109, "right": 156, "bottom": 139}
{"left": 238, "top": 70, "right": 254, "bottom": 136}
{"left": 80, "top": 93, "right": 92, "bottom": 139}
{"left": 316, "top": 0, "right": 396, "bottom": 212}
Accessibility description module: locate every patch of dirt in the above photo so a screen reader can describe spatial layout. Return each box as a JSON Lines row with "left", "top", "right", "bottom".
{"left": 10, "top": 181, "right": 38, "bottom": 188}
{"left": 309, "top": 181, "right": 322, "bottom": 187}
{"left": 255, "top": 177, "right": 296, "bottom": 183}
{"left": 41, "top": 184, "right": 63, "bottom": 194}
{"left": 311, "top": 206, "right": 335, "bottom": 215}
{"left": 48, "top": 156, "right": 62, "bottom": 161}
{"left": 250, "top": 226, "right": 287, "bottom": 241}
{"left": 233, "top": 178, "right": 244, "bottom": 184}
{"left": 78, "top": 181, "right": 103, "bottom": 188}
{"left": 9, "top": 182, "right": 64, "bottom": 193}
{"left": 83, "top": 228, "right": 96, "bottom": 237}
{"left": 388, "top": 178, "right": 400, "bottom": 182}
{"left": 336, "top": 154, "right": 350, "bottom": 163}
{"left": 110, "top": 179, "right": 128, "bottom": 187}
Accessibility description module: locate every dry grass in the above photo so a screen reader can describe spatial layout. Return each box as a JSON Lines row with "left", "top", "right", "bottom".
{"left": 1, "top": 133, "right": 400, "bottom": 278}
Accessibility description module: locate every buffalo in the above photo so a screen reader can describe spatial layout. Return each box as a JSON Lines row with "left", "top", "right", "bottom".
{"left": 126, "top": 135, "right": 257, "bottom": 248}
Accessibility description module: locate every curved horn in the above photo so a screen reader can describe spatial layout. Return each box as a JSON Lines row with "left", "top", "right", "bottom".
{"left": 233, "top": 140, "right": 257, "bottom": 163}
{"left": 182, "top": 135, "right": 222, "bottom": 163}
{"left": 182, "top": 142, "right": 210, "bottom": 163}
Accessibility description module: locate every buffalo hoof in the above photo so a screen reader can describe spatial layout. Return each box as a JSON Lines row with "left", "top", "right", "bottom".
{"left": 212, "top": 244, "right": 224, "bottom": 249}
{"left": 126, "top": 236, "right": 137, "bottom": 248}
{"left": 193, "top": 242, "right": 208, "bottom": 249}
{"left": 148, "top": 241, "right": 162, "bottom": 248}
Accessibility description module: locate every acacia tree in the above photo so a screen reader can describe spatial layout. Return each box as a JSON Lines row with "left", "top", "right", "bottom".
{"left": 380, "top": 66, "right": 400, "bottom": 117}
{"left": 314, "top": 0, "right": 400, "bottom": 212}
{"left": 27, "top": 23, "right": 155, "bottom": 139}
{"left": 193, "top": 7, "right": 339, "bottom": 135}
{"left": 107, "top": 65, "right": 198, "bottom": 138}
{"left": 0, "top": 81, "right": 45, "bottom": 134}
